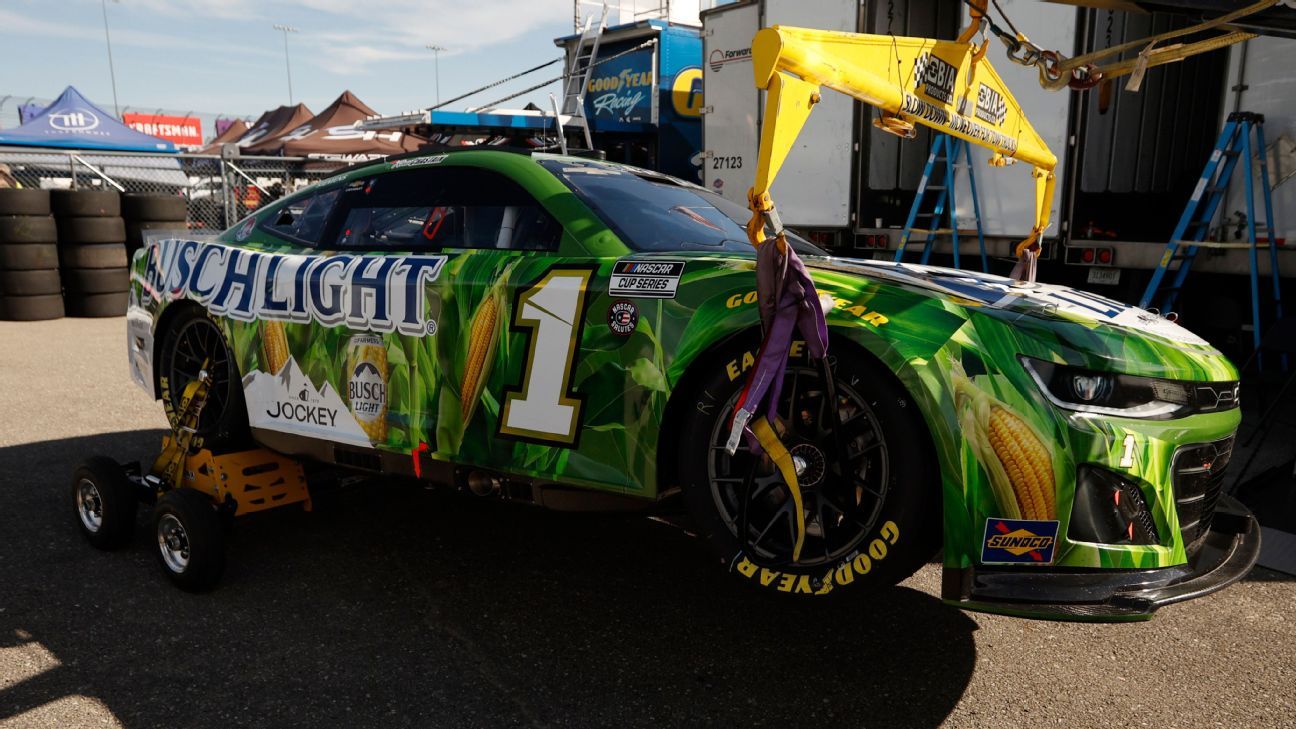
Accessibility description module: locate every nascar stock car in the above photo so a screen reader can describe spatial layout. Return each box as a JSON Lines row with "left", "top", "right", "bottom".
{"left": 77, "top": 146, "right": 1258, "bottom": 618}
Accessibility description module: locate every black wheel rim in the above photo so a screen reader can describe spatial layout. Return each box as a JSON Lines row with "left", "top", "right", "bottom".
{"left": 168, "top": 317, "right": 231, "bottom": 436}
{"left": 706, "top": 359, "right": 890, "bottom": 568}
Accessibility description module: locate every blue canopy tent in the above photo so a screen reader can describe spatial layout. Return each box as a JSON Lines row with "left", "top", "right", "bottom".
{"left": 0, "top": 86, "right": 175, "bottom": 153}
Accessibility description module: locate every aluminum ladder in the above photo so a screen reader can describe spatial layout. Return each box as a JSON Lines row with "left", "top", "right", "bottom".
{"left": 894, "top": 133, "right": 988, "bottom": 272}
{"left": 1140, "top": 111, "right": 1283, "bottom": 354}
{"left": 559, "top": 5, "right": 608, "bottom": 151}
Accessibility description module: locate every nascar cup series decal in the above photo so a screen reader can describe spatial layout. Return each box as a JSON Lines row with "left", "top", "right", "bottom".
{"left": 609, "top": 260, "right": 685, "bottom": 299}
{"left": 138, "top": 239, "right": 446, "bottom": 336}
{"left": 981, "top": 518, "right": 1059, "bottom": 565}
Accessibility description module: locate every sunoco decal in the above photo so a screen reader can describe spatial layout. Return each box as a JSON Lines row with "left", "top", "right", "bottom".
{"left": 609, "top": 260, "right": 684, "bottom": 299}
{"left": 139, "top": 239, "right": 446, "bottom": 336}
{"left": 981, "top": 518, "right": 1059, "bottom": 565}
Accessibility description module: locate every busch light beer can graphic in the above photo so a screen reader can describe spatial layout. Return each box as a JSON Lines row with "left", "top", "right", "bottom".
{"left": 345, "top": 333, "right": 388, "bottom": 442}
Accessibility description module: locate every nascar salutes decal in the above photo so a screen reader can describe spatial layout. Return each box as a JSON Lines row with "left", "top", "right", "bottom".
{"left": 982, "top": 518, "right": 1060, "bottom": 565}
{"left": 609, "top": 260, "right": 685, "bottom": 299}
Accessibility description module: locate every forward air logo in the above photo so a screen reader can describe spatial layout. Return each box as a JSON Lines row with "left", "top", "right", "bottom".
{"left": 981, "top": 518, "right": 1059, "bottom": 565}
{"left": 709, "top": 48, "right": 751, "bottom": 73}
{"left": 913, "top": 53, "right": 956, "bottom": 104}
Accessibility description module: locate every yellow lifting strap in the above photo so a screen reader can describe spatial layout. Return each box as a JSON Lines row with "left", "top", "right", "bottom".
{"left": 1037, "top": 0, "right": 1276, "bottom": 90}
{"left": 747, "top": 26, "right": 1057, "bottom": 279}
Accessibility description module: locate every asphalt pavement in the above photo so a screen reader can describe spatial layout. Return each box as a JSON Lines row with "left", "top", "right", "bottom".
{"left": 0, "top": 318, "right": 1292, "bottom": 728}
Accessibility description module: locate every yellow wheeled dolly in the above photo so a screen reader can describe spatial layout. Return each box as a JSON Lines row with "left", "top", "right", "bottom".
{"left": 72, "top": 363, "right": 309, "bottom": 591}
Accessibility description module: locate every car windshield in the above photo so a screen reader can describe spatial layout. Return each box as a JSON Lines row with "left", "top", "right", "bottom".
{"left": 538, "top": 158, "right": 825, "bottom": 256}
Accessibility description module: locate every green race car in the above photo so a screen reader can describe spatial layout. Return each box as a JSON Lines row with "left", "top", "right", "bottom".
{"left": 125, "top": 148, "right": 1259, "bottom": 618}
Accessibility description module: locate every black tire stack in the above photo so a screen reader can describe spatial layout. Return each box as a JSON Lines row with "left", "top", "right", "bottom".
{"left": 53, "top": 190, "right": 129, "bottom": 318}
{"left": 123, "top": 193, "right": 188, "bottom": 259}
{"left": 0, "top": 189, "right": 64, "bottom": 321}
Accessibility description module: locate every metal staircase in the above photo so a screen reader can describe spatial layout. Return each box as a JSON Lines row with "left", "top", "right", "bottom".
{"left": 894, "top": 133, "right": 988, "bottom": 272}
{"left": 1140, "top": 111, "right": 1283, "bottom": 355}
{"left": 559, "top": 4, "right": 608, "bottom": 150}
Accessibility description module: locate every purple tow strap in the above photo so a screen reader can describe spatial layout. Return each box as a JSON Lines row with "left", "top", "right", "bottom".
{"left": 730, "top": 239, "right": 829, "bottom": 455}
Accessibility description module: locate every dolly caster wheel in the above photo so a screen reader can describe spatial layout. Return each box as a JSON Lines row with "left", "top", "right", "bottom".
{"left": 72, "top": 456, "right": 137, "bottom": 550}
{"left": 153, "top": 489, "right": 226, "bottom": 592}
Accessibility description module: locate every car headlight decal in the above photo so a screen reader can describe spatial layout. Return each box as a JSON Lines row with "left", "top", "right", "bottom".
{"left": 1020, "top": 357, "right": 1238, "bottom": 420}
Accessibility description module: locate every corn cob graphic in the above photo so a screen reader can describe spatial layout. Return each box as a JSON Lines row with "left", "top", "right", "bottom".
{"left": 460, "top": 289, "right": 502, "bottom": 426}
{"left": 260, "top": 319, "right": 290, "bottom": 375}
{"left": 955, "top": 370, "right": 1057, "bottom": 521}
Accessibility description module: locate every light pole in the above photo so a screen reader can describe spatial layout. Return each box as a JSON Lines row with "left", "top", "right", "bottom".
{"left": 273, "top": 24, "right": 299, "bottom": 104}
{"left": 101, "top": 0, "right": 121, "bottom": 117}
{"left": 426, "top": 44, "right": 447, "bottom": 105}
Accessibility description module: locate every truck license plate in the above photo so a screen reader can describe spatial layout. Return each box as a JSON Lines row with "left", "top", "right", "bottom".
{"left": 1087, "top": 268, "right": 1121, "bottom": 286}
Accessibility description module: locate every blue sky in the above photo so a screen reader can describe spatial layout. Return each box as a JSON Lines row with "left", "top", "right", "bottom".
{"left": 0, "top": 0, "right": 583, "bottom": 134}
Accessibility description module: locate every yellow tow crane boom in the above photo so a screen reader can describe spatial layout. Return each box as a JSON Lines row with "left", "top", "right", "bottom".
{"left": 747, "top": 23, "right": 1058, "bottom": 275}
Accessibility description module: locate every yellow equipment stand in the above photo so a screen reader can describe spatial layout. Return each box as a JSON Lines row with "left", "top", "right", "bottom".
{"left": 149, "top": 365, "right": 310, "bottom": 516}
{"left": 156, "top": 436, "right": 311, "bottom": 516}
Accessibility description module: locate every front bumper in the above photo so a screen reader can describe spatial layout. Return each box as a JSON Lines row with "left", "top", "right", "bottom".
{"left": 941, "top": 494, "right": 1261, "bottom": 621}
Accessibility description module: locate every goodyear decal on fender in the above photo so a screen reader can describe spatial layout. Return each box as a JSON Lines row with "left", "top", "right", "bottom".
{"left": 609, "top": 260, "right": 685, "bottom": 299}
{"left": 981, "top": 518, "right": 1059, "bottom": 565}
{"left": 138, "top": 238, "right": 446, "bottom": 336}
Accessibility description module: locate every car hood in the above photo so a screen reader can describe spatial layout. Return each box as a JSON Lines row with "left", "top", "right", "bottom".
{"left": 803, "top": 257, "right": 1237, "bottom": 382}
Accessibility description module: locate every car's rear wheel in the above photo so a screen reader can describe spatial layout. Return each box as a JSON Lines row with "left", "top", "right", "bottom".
{"left": 157, "top": 307, "right": 249, "bottom": 450}
{"left": 680, "top": 341, "right": 938, "bottom": 596}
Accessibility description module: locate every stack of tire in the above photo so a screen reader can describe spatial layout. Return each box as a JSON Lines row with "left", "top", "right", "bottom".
{"left": 123, "top": 193, "right": 188, "bottom": 260}
{"left": 53, "top": 190, "right": 129, "bottom": 318}
{"left": 0, "top": 189, "right": 64, "bottom": 321}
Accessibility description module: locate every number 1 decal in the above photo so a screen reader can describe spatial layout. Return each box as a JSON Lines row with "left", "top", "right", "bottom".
{"left": 1119, "top": 434, "right": 1136, "bottom": 468}
{"left": 500, "top": 268, "right": 594, "bottom": 445}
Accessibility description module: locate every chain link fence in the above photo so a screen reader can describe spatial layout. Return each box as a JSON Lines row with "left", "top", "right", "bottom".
{"left": 0, "top": 150, "right": 346, "bottom": 230}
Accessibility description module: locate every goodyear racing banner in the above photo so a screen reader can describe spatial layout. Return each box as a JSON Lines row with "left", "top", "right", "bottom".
{"left": 584, "top": 44, "right": 655, "bottom": 128}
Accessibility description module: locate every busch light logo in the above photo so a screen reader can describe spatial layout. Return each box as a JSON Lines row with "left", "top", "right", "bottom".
{"left": 140, "top": 239, "right": 446, "bottom": 336}
{"left": 48, "top": 108, "right": 100, "bottom": 131}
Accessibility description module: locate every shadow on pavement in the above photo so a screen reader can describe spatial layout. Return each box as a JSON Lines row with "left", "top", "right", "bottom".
{"left": 0, "top": 431, "right": 977, "bottom": 728}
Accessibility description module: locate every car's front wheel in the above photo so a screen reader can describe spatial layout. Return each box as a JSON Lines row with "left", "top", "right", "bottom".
{"left": 157, "top": 307, "right": 249, "bottom": 450}
{"left": 679, "top": 342, "right": 939, "bottom": 596}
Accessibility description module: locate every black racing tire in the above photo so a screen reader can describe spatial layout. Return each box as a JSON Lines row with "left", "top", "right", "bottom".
{"left": 72, "top": 456, "right": 138, "bottom": 550}
{"left": 123, "top": 194, "right": 187, "bottom": 222}
{"left": 0, "top": 268, "right": 61, "bottom": 296}
{"left": 59, "top": 243, "right": 127, "bottom": 270}
{"left": 63, "top": 266, "right": 128, "bottom": 295}
{"left": 679, "top": 340, "right": 939, "bottom": 597}
{"left": 58, "top": 216, "right": 126, "bottom": 245}
{"left": 157, "top": 307, "right": 250, "bottom": 449}
{"left": 0, "top": 189, "right": 51, "bottom": 217}
{"left": 51, "top": 189, "right": 120, "bottom": 218}
{"left": 0, "top": 243, "right": 59, "bottom": 270}
{"left": 0, "top": 293, "right": 64, "bottom": 321}
{"left": 0, "top": 215, "right": 57, "bottom": 244}
{"left": 65, "top": 291, "right": 128, "bottom": 318}
{"left": 153, "top": 488, "right": 225, "bottom": 592}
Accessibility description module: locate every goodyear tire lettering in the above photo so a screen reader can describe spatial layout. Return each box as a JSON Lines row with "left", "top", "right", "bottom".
{"left": 731, "top": 520, "right": 900, "bottom": 596}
